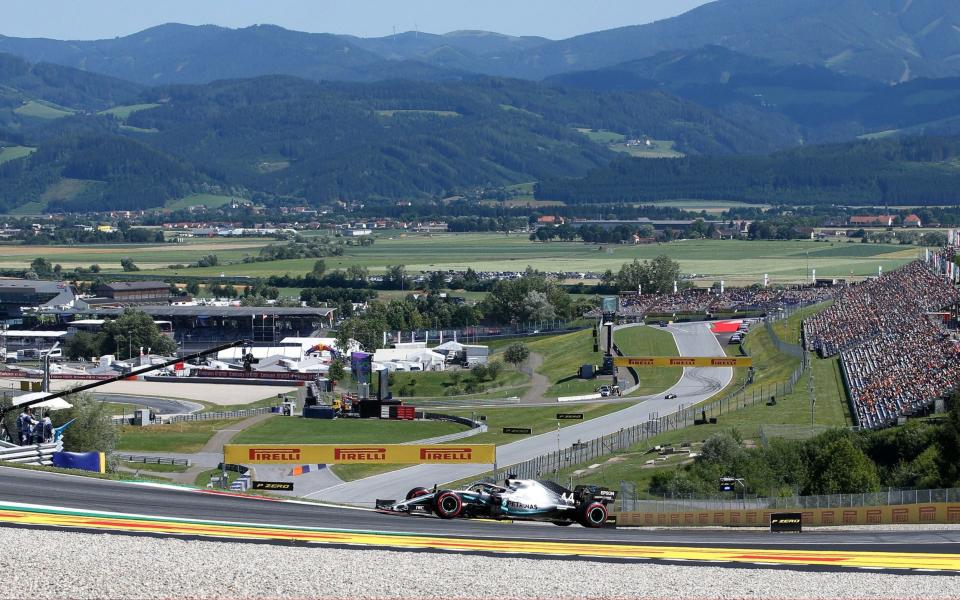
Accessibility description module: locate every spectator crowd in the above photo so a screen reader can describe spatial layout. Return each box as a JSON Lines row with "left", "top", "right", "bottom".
{"left": 803, "top": 260, "right": 960, "bottom": 429}
{"left": 617, "top": 285, "right": 836, "bottom": 317}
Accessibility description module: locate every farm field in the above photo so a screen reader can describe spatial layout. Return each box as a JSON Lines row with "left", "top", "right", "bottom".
{"left": 138, "top": 235, "right": 922, "bottom": 286}
{"left": 14, "top": 100, "right": 75, "bottom": 119}
{"left": 0, "top": 146, "right": 36, "bottom": 164}
{"left": 0, "top": 238, "right": 272, "bottom": 270}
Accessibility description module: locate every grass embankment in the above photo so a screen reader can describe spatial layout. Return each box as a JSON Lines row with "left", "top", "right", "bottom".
{"left": 445, "top": 402, "right": 631, "bottom": 447}
{"left": 614, "top": 325, "right": 682, "bottom": 396}
{"left": 390, "top": 368, "right": 528, "bottom": 399}
{"left": 528, "top": 330, "right": 601, "bottom": 397}
{"left": 551, "top": 308, "right": 850, "bottom": 494}
{"left": 116, "top": 419, "right": 242, "bottom": 453}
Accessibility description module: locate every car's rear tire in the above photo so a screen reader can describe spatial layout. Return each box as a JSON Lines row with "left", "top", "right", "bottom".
{"left": 405, "top": 487, "right": 429, "bottom": 500}
{"left": 579, "top": 502, "right": 608, "bottom": 528}
{"left": 434, "top": 491, "right": 463, "bottom": 519}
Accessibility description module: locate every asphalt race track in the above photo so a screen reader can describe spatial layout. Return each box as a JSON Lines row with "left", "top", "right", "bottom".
{"left": 2, "top": 467, "right": 958, "bottom": 574}
{"left": 309, "top": 322, "right": 732, "bottom": 505}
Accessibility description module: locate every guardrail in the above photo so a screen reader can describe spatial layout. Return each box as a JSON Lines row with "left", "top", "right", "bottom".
{"left": 114, "top": 454, "right": 190, "bottom": 467}
{"left": 0, "top": 440, "right": 63, "bottom": 466}
{"left": 160, "top": 407, "right": 274, "bottom": 424}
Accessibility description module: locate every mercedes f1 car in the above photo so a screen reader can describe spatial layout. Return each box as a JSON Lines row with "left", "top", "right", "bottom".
{"left": 375, "top": 477, "right": 616, "bottom": 527}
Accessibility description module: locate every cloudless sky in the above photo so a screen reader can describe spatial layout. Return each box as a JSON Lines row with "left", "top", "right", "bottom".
{"left": 1, "top": 0, "right": 714, "bottom": 40}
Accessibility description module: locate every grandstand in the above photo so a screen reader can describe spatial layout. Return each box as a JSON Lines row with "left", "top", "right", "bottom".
{"left": 803, "top": 258, "right": 960, "bottom": 429}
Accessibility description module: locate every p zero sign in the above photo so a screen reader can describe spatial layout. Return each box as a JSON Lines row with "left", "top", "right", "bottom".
{"left": 770, "top": 512, "right": 803, "bottom": 533}
{"left": 614, "top": 356, "right": 753, "bottom": 368}
{"left": 224, "top": 444, "right": 496, "bottom": 465}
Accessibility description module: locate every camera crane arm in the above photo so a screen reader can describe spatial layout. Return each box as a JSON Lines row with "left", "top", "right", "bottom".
{"left": 0, "top": 339, "right": 249, "bottom": 419}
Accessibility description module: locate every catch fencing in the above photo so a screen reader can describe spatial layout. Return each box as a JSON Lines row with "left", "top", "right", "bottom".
{"left": 0, "top": 440, "right": 63, "bottom": 466}
{"left": 492, "top": 318, "right": 809, "bottom": 483}
{"left": 384, "top": 319, "right": 586, "bottom": 347}
{"left": 616, "top": 484, "right": 960, "bottom": 513}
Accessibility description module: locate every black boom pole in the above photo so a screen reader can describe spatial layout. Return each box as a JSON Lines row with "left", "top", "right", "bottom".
{"left": 0, "top": 339, "right": 249, "bottom": 419}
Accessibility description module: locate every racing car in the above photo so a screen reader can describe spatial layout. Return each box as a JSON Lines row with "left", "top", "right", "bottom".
{"left": 375, "top": 477, "right": 616, "bottom": 527}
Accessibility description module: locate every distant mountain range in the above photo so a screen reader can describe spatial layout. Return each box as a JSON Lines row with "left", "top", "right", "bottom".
{"left": 0, "top": 52, "right": 792, "bottom": 213}
{"left": 0, "top": 0, "right": 958, "bottom": 84}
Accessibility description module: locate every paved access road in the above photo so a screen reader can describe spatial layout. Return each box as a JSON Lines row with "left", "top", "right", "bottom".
{"left": 1, "top": 467, "right": 958, "bottom": 573}
{"left": 308, "top": 322, "right": 731, "bottom": 505}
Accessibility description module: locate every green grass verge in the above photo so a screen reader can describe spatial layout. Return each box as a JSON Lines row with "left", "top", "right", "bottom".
{"left": 614, "top": 325, "right": 682, "bottom": 396}
{"left": 444, "top": 402, "right": 631, "bottom": 447}
{"left": 528, "top": 329, "right": 603, "bottom": 397}
{"left": 194, "top": 467, "right": 242, "bottom": 488}
{"left": 116, "top": 419, "right": 242, "bottom": 453}
{"left": 390, "top": 368, "right": 528, "bottom": 399}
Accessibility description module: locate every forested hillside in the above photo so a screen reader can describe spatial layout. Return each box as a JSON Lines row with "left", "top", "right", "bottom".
{"left": 0, "top": 134, "right": 207, "bottom": 213}
{"left": 536, "top": 136, "right": 960, "bottom": 206}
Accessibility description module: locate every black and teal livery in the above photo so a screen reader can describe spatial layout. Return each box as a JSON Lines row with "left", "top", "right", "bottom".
{"left": 376, "top": 478, "right": 616, "bottom": 528}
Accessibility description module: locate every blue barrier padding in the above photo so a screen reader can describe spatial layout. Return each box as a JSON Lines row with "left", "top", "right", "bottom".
{"left": 52, "top": 451, "right": 106, "bottom": 473}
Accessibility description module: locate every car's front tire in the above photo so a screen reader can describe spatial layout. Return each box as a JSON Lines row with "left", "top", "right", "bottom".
{"left": 406, "top": 487, "right": 429, "bottom": 500}
{"left": 434, "top": 491, "right": 463, "bottom": 519}
{"left": 578, "top": 502, "right": 608, "bottom": 528}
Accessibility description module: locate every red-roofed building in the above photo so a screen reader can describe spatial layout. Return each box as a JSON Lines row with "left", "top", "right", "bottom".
{"left": 850, "top": 215, "right": 894, "bottom": 227}
{"left": 537, "top": 215, "right": 564, "bottom": 225}
{"left": 903, "top": 214, "right": 922, "bottom": 228}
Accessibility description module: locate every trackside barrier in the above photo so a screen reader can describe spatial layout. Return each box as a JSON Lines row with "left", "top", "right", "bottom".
{"left": 114, "top": 454, "right": 190, "bottom": 467}
{"left": 616, "top": 486, "right": 960, "bottom": 513}
{"left": 0, "top": 441, "right": 63, "bottom": 466}
{"left": 113, "top": 407, "right": 277, "bottom": 426}
{"left": 614, "top": 501, "right": 960, "bottom": 528}
{"left": 490, "top": 320, "right": 808, "bottom": 483}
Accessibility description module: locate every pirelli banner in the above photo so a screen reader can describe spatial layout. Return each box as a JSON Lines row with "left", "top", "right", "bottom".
{"left": 614, "top": 356, "right": 753, "bottom": 368}
{"left": 224, "top": 444, "right": 497, "bottom": 465}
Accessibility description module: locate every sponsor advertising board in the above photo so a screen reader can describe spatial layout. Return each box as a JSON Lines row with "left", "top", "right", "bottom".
{"left": 613, "top": 356, "right": 753, "bottom": 368}
{"left": 196, "top": 369, "right": 316, "bottom": 381}
{"left": 770, "top": 512, "right": 803, "bottom": 533}
{"left": 224, "top": 444, "right": 496, "bottom": 464}
{"left": 252, "top": 481, "right": 294, "bottom": 491}
{"left": 502, "top": 427, "right": 533, "bottom": 434}
{"left": 557, "top": 413, "right": 584, "bottom": 420}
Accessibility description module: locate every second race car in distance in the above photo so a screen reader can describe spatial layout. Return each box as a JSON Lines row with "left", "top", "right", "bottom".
{"left": 375, "top": 477, "right": 616, "bottom": 527}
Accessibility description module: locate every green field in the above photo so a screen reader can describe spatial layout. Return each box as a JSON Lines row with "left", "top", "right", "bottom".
{"left": 0, "top": 146, "right": 36, "bottom": 164}
{"left": 376, "top": 110, "right": 460, "bottom": 118}
{"left": 576, "top": 128, "right": 626, "bottom": 144}
{"left": 614, "top": 326, "right": 682, "bottom": 396}
{"left": 390, "top": 368, "right": 529, "bottom": 399}
{"left": 117, "top": 419, "right": 243, "bottom": 453}
{"left": 98, "top": 103, "right": 161, "bottom": 120}
{"left": 166, "top": 194, "right": 244, "bottom": 211}
{"left": 135, "top": 235, "right": 920, "bottom": 286}
{"left": 14, "top": 100, "right": 75, "bottom": 119}
{"left": 0, "top": 238, "right": 271, "bottom": 270}
{"left": 611, "top": 139, "right": 685, "bottom": 158}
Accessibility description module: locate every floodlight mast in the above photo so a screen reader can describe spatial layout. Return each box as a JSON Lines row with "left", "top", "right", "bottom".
{"left": 0, "top": 339, "right": 250, "bottom": 419}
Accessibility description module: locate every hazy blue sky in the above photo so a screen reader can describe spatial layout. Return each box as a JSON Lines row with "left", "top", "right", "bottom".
{"left": 2, "top": 0, "right": 713, "bottom": 40}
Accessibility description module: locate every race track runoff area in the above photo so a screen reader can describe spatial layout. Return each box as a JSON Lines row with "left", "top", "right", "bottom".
{"left": 2, "top": 501, "right": 958, "bottom": 573}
